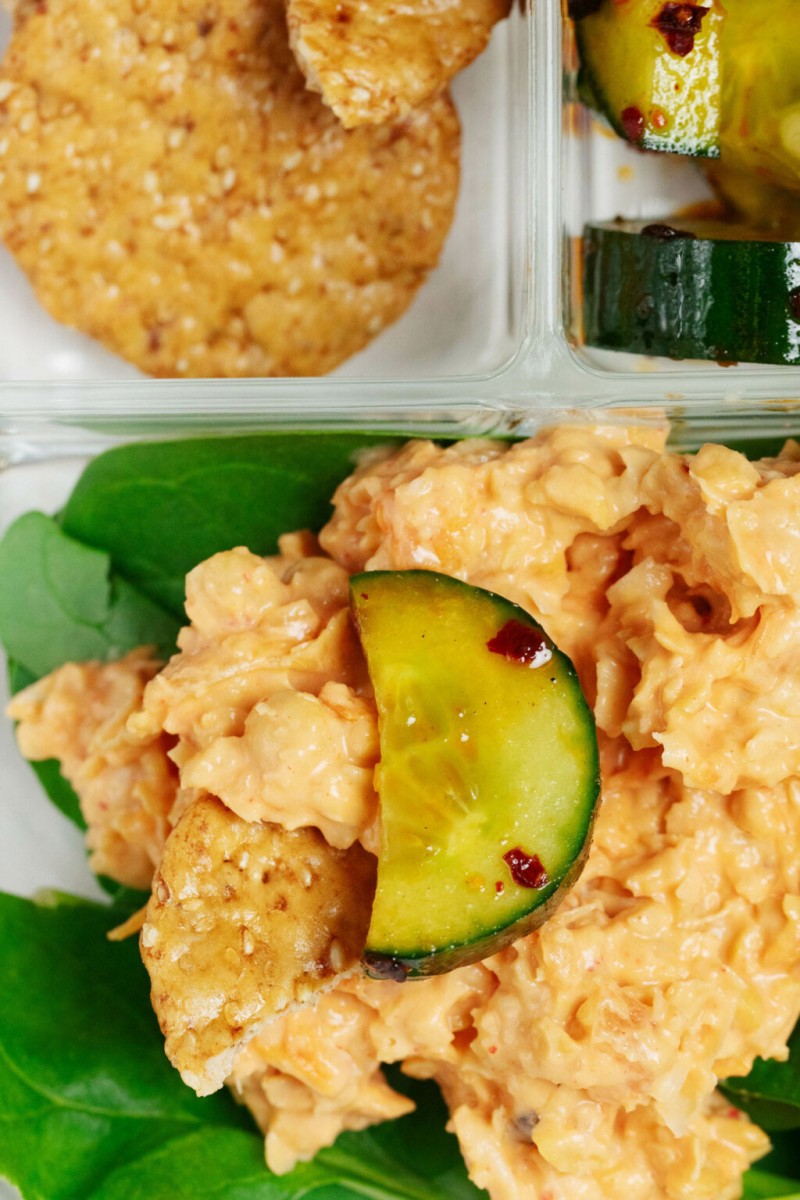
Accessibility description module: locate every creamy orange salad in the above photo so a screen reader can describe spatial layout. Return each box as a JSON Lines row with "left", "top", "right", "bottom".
{"left": 9, "top": 425, "right": 800, "bottom": 1200}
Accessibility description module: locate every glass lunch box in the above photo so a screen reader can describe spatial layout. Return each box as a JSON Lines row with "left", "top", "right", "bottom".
{"left": 2, "top": 2, "right": 800, "bottom": 1195}
{"left": 1, "top": 0, "right": 799, "bottom": 445}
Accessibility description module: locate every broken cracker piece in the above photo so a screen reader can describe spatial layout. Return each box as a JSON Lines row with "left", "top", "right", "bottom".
{"left": 287, "top": 0, "right": 511, "bottom": 129}
{"left": 0, "top": 0, "right": 460, "bottom": 377}
{"left": 141, "top": 795, "right": 376, "bottom": 1096}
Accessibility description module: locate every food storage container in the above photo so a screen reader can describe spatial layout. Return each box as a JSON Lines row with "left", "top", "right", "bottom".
{"left": 1, "top": 0, "right": 799, "bottom": 445}
{"left": 1, "top": 1, "right": 800, "bottom": 1195}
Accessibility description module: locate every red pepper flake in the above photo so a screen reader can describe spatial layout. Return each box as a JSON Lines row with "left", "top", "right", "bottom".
{"left": 503, "top": 848, "right": 549, "bottom": 890}
{"left": 651, "top": 4, "right": 709, "bottom": 57}
{"left": 620, "top": 106, "right": 645, "bottom": 143}
{"left": 495, "top": 880, "right": 505, "bottom": 894}
{"left": 487, "top": 620, "right": 552, "bottom": 667}
{"left": 360, "top": 592, "right": 369, "bottom": 599}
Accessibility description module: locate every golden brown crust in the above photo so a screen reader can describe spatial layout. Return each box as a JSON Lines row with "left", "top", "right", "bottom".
{"left": 141, "top": 795, "right": 376, "bottom": 1095}
{"left": 0, "top": 0, "right": 460, "bottom": 377}
{"left": 287, "top": 0, "right": 511, "bottom": 128}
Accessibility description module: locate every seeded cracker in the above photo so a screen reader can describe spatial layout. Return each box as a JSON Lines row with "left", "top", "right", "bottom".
{"left": 287, "top": 0, "right": 511, "bottom": 129}
{"left": 141, "top": 795, "right": 376, "bottom": 1095}
{"left": 0, "top": 0, "right": 459, "bottom": 377}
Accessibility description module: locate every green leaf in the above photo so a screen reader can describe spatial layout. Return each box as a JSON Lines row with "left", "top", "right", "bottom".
{"left": 722, "top": 1023, "right": 800, "bottom": 1131}
{"left": 0, "top": 513, "right": 180, "bottom": 680}
{"left": 0, "top": 891, "right": 244, "bottom": 1200}
{"left": 7, "top": 666, "right": 150, "bottom": 899}
{"left": 741, "top": 1170, "right": 800, "bottom": 1200}
{"left": 61, "top": 434, "right": 395, "bottom": 617}
{"left": 0, "top": 891, "right": 485, "bottom": 1200}
{"left": 6, "top": 658, "right": 84, "bottom": 829}
{"left": 26, "top": 759, "right": 84, "bottom": 830}
{"left": 89, "top": 1121, "right": 483, "bottom": 1200}
{"left": 7, "top": 658, "right": 35, "bottom": 693}
{"left": 757, "top": 1130, "right": 800, "bottom": 1179}
{"left": 1, "top": 434, "right": 393, "bottom": 855}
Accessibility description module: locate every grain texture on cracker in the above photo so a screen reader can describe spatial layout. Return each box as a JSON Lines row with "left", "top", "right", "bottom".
{"left": 0, "top": 0, "right": 460, "bottom": 377}
{"left": 141, "top": 795, "right": 376, "bottom": 1095}
{"left": 287, "top": 0, "right": 511, "bottom": 128}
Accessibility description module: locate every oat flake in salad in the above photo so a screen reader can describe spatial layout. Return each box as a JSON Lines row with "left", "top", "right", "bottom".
{"left": 7, "top": 424, "right": 800, "bottom": 1200}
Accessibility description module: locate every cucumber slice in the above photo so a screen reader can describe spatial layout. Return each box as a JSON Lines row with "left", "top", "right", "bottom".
{"left": 706, "top": 161, "right": 800, "bottom": 236}
{"left": 582, "top": 218, "right": 800, "bottom": 365}
{"left": 351, "top": 571, "right": 599, "bottom": 980}
{"left": 716, "top": 0, "right": 800, "bottom": 202}
{"left": 574, "top": 0, "right": 724, "bottom": 157}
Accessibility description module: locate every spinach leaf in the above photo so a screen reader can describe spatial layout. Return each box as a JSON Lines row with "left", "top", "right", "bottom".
{"left": 0, "top": 891, "right": 485, "bottom": 1200}
{"left": 61, "top": 434, "right": 394, "bottom": 617}
{"left": 0, "top": 891, "right": 242, "bottom": 1200}
{"left": 722, "top": 1023, "right": 800, "bottom": 1131}
{"left": 6, "top": 659, "right": 85, "bottom": 830}
{"left": 0, "top": 434, "right": 392, "bottom": 852}
{"left": 757, "top": 1131, "right": 800, "bottom": 1179}
{"left": 742, "top": 1171, "right": 800, "bottom": 1200}
{"left": 23, "top": 758, "right": 83, "bottom": 830}
{"left": 0, "top": 513, "right": 180, "bottom": 680}
{"left": 7, "top": 661, "right": 156, "bottom": 909}
{"left": 87, "top": 1121, "right": 483, "bottom": 1200}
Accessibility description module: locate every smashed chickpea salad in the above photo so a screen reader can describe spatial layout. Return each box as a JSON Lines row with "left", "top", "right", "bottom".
{"left": 2, "top": 426, "right": 800, "bottom": 1200}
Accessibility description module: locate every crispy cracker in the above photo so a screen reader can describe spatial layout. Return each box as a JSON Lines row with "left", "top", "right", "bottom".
{"left": 0, "top": 0, "right": 459, "bottom": 377}
{"left": 141, "top": 796, "right": 376, "bottom": 1095}
{"left": 287, "top": 0, "right": 511, "bottom": 129}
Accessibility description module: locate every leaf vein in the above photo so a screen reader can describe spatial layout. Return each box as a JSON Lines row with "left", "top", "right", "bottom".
{"left": 0, "top": 1040, "right": 205, "bottom": 1126}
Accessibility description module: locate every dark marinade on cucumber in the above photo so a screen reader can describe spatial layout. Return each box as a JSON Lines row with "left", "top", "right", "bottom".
{"left": 351, "top": 569, "right": 600, "bottom": 980}
{"left": 711, "top": 0, "right": 800, "bottom": 214}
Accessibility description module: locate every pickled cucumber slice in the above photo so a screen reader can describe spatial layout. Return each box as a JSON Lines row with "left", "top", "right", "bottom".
{"left": 706, "top": 161, "right": 800, "bottom": 237}
{"left": 574, "top": 0, "right": 724, "bottom": 156}
{"left": 716, "top": 0, "right": 800, "bottom": 203}
{"left": 582, "top": 217, "right": 800, "bottom": 365}
{"left": 351, "top": 571, "right": 599, "bottom": 979}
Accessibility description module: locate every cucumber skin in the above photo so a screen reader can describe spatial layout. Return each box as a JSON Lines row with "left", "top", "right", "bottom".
{"left": 582, "top": 224, "right": 800, "bottom": 365}
{"left": 576, "top": 60, "right": 719, "bottom": 160}
{"left": 363, "top": 831, "right": 595, "bottom": 980}
{"left": 573, "top": 5, "right": 721, "bottom": 158}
